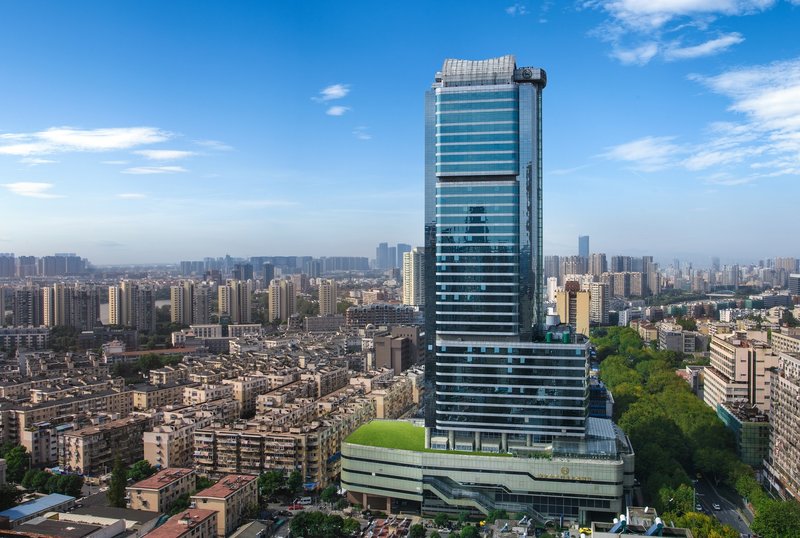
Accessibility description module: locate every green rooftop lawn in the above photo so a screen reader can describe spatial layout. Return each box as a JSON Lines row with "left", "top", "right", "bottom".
{"left": 345, "top": 420, "right": 512, "bottom": 457}
{"left": 346, "top": 420, "right": 425, "bottom": 451}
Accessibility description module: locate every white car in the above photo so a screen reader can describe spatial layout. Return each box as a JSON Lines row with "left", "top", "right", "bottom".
{"left": 713, "top": 503, "right": 721, "bottom": 510}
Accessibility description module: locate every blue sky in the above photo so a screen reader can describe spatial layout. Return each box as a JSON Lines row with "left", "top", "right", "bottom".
{"left": 1, "top": 1, "right": 799, "bottom": 265}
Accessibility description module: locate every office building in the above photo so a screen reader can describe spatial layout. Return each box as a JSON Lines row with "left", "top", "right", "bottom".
{"left": 578, "top": 235, "right": 589, "bottom": 258}
{"left": 319, "top": 279, "right": 338, "bottom": 316}
{"left": 343, "top": 56, "right": 633, "bottom": 523}
{"left": 789, "top": 274, "right": 800, "bottom": 295}
{"left": 375, "top": 242, "right": 390, "bottom": 270}
{"left": 402, "top": 247, "right": 425, "bottom": 307}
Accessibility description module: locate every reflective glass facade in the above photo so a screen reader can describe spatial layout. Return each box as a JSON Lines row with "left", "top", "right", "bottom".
{"left": 425, "top": 56, "right": 588, "bottom": 444}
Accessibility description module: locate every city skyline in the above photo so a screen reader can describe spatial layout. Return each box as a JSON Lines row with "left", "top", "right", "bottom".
{"left": 1, "top": 2, "right": 800, "bottom": 264}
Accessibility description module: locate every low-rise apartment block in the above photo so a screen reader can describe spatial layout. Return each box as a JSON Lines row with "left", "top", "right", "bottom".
{"left": 133, "top": 381, "right": 199, "bottom": 411}
{"left": 128, "top": 468, "right": 196, "bottom": 513}
{"left": 191, "top": 475, "right": 258, "bottom": 538}
{"left": 144, "top": 509, "right": 217, "bottom": 538}
{"left": 58, "top": 415, "right": 153, "bottom": 475}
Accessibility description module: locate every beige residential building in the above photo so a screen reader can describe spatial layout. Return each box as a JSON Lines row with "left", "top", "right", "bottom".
{"left": 191, "top": 475, "right": 258, "bottom": 538}
{"left": 223, "top": 375, "right": 269, "bottom": 417}
{"left": 150, "top": 366, "right": 189, "bottom": 386}
{"left": 555, "top": 282, "right": 590, "bottom": 337}
{"left": 144, "top": 508, "right": 217, "bottom": 538}
{"left": 319, "top": 279, "right": 338, "bottom": 317}
{"left": 128, "top": 468, "right": 196, "bottom": 513}
{"left": 144, "top": 417, "right": 212, "bottom": 469}
{"left": 133, "top": 382, "right": 197, "bottom": 411}
{"left": 370, "top": 376, "right": 413, "bottom": 419}
{"left": 704, "top": 331, "right": 779, "bottom": 413}
{"left": 1, "top": 390, "right": 133, "bottom": 445}
{"left": 402, "top": 247, "right": 425, "bottom": 307}
{"left": 58, "top": 415, "right": 153, "bottom": 476}
{"left": 588, "top": 282, "right": 609, "bottom": 325}
{"left": 184, "top": 384, "right": 234, "bottom": 406}
{"left": 267, "top": 278, "right": 296, "bottom": 323}
{"left": 771, "top": 329, "right": 800, "bottom": 354}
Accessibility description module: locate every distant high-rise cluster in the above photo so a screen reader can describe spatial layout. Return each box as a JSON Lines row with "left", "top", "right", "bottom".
{"left": 0, "top": 252, "right": 90, "bottom": 277}
{"left": 374, "top": 242, "right": 412, "bottom": 270}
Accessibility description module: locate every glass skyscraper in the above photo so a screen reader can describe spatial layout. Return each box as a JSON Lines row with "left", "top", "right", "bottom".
{"left": 424, "top": 55, "right": 589, "bottom": 450}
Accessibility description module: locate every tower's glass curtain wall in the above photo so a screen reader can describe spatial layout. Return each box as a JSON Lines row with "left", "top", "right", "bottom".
{"left": 425, "top": 56, "right": 587, "bottom": 448}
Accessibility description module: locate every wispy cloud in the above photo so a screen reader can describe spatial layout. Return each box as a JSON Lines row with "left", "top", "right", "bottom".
{"left": 604, "top": 56, "right": 800, "bottom": 184}
{"left": 353, "top": 126, "right": 372, "bottom": 140}
{"left": 611, "top": 42, "right": 659, "bottom": 66}
{"left": 313, "top": 84, "right": 350, "bottom": 102}
{"left": 0, "top": 127, "right": 170, "bottom": 156}
{"left": 548, "top": 164, "right": 591, "bottom": 176}
{"left": 122, "top": 166, "right": 188, "bottom": 175}
{"left": 2, "top": 182, "right": 64, "bottom": 198}
{"left": 603, "top": 136, "right": 684, "bottom": 171}
{"left": 101, "top": 160, "right": 129, "bottom": 165}
{"left": 326, "top": 106, "right": 350, "bottom": 116}
{"left": 117, "top": 193, "right": 147, "bottom": 199}
{"left": 134, "top": 149, "right": 195, "bottom": 161}
{"left": 664, "top": 33, "right": 744, "bottom": 60}
{"left": 19, "top": 157, "right": 57, "bottom": 166}
{"left": 238, "top": 199, "right": 297, "bottom": 207}
{"left": 505, "top": 3, "right": 529, "bottom": 16}
{"left": 586, "top": 0, "right": 770, "bottom": 65}
{"left": 194, "top": 139, "right": 233, "bottom": 151}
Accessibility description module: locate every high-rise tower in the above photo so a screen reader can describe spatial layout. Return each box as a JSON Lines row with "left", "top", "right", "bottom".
{"left": 425, "top": 55, "right": 588, "bottom": 447}
{"left": 341, "top": 56, "right": 633, "bottom": 523}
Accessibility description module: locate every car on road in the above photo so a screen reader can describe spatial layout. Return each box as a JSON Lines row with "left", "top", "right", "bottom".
{"left": 713, "top": 503, "right": 721, "bottom": 510}
{"left": 696, "top": 504, "right": 704, "bottom": 512}
{"left": 288, "top": 504, "right": 305, "bottom": 511}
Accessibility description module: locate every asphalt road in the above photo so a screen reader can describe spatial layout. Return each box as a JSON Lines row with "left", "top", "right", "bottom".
{"left": 695, "top": 479, "right": 752, "bottom": 536}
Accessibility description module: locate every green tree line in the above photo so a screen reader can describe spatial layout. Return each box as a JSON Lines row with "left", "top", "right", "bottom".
{"left": 594, "top": 327, "right": 800, "bottom": 538}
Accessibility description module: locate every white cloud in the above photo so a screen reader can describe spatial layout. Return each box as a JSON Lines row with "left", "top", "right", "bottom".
{"left": 326, "top": 106, "right": 350, "bottom": 116}
{"left": 353, "top": 126, "right": 372, "bottom": 140}
{"left": 121, "top": 166, "right": 188, "bottom": 175}
{"left": 313, "top": 84, "right": 350, "bottom": 102}
{"left": 0, "top": 127, "right": 170, "bottom": 156}
{"left": 194, "top": 139, "right": 233, "bottom": 151}
{"left": 603, "top": 135, "right": 684, "bottom": 171}
{"left": 587, "top": 0, "right": 769, "bottom": 64}
{"left": 664, "top": 32, "right": 744, "bottom": 60}
{"left": 134, "top": 149, "right": 195, "bottom": 161}
{"left": 605, "top": 56, "right": 800, "bottom": 183}
{"left": 101, "top": 160, "right": 129, "bottom": 165}
{"left": 239, "top": 199, "right": 297, "bottom": 207}
{"left": 117, "top": 193, "right": 147, "bottom": 199}
{"left": 19, "top": 157, "right": 57, "bottom": 166}
{"left": 594, "top": 0, "right": 774, "bottom": 31}
{"left": 506, "top": 3, "right": 529, "bottom": 16}
{"left": 611, "top": 42, "right": 659, "bottom": 65}
{"left": 2, "top": 182, "right": 64, "bottom": 198}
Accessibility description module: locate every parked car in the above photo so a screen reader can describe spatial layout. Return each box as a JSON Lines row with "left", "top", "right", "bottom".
{"left": 288, "top": 504, "right": 305, "bottom": 511}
